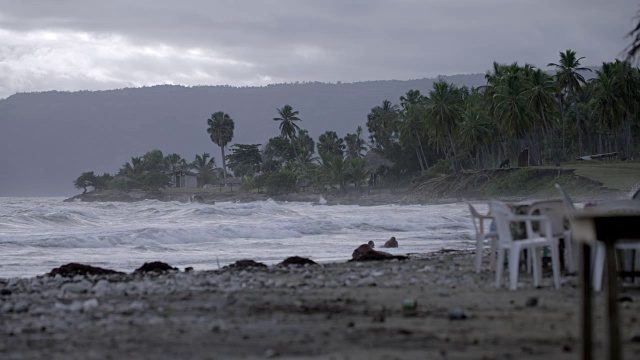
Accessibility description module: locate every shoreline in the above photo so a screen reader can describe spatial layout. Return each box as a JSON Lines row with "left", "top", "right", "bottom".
{"left": 2, "top": 251, "right": 639, "bottom": 359}
{"left": 63, "top": 179, "right": 633, "bottom": 206}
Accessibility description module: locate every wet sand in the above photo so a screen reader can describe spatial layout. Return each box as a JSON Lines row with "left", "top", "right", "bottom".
{"left": 2, "top": 251, "right": 639, "bottom": 359}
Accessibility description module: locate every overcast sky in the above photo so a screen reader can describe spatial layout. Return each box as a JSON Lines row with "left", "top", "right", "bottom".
{"left": 0, "top": 0, "right": 637, "bottom": 99}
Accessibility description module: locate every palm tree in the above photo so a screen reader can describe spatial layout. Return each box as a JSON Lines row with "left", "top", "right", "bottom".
{"left": 273, "top": 104, "right": 301, "bottom": 142}
{"left": 523, "top": 69, "right": 557, "bottom": 134}
{"left": 164, "top": 153, "right": 188, "bottom": 186}
{"left": 398, "top": 102, "right": 429, "bottom": 170}
{"left": 590, "top": 64, "right": 622, "bottom": 128}
{"left": 625, "top": 6, "right": 640, "bottom": 62}
{"left": 425, "top": 81, "right": 463, "bottom": 173}
{"left": 318, "top": 152, "right": 347, "bottom": 191}
{"left": 366, "top": 100, "right": 399, "bottom": 152}
{"left": 344, "top": 126, "right": 367, "bottom": 160}
{"left": 347, "top": 157, "right": 369, "bottom": 191}
{"left": 206, "top": 112, "right": 235, "bottom": 179}
{"left": 492, "top": 65, "right": 528, "bottom": 138}
{"left": 458, "top": 106, "right": 493, "bottom": 169}
{"left": 548, "top": 49, "right": 592, "bottom": 157}
{"left": 611, "top": 60, "right": 640, "bottom": 159}
{"left": 191, "top": 152, "right": 216, "bottom": 187}
{"left": 521, "top": 68, "right": 559, "bottom": 164}
{"left": 317, "top": 131, "right": 345, "bottom": 157}
{"left": 400, "top": 89, "right": 424, "bottom": 108}
{"left": 120, "top": 157, "right": 144, "bottom": 178}
{"left": 164, "top": 153, "right": 188, "bottom": 174}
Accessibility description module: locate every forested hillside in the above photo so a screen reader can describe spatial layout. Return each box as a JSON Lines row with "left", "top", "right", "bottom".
{"left": 0, "top": 74, "right": 485, "bottom": 196}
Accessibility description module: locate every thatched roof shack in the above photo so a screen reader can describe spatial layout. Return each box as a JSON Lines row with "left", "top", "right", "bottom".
{"left": 219, "top": 177, "right": 243, "bottom": 191}
{"left": 364, "top": 150, "right": 394, "bottom": 172}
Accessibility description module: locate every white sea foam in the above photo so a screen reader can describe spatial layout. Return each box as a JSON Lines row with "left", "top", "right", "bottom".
{"left": 0, "top": 197, "right": 477, "bottom": 278}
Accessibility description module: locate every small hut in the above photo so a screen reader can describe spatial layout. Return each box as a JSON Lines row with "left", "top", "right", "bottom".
{"left": 171, "top": 170, "right": 198, "bottom": 188}
{"left": 364, "top": 150, "right": 395, "bottom": 187}
{"left": 219, "top": 177, "right": 243, "bottom": 192}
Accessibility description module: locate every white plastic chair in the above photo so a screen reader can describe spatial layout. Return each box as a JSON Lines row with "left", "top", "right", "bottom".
{"left": 490, "top": 200, "right": 561, "bottom": 290}
{"left": 526, "top": 200, "right": 576, "bottom": 273}
{"left": 468, "top": 203, "right": 498, "bottom": 273}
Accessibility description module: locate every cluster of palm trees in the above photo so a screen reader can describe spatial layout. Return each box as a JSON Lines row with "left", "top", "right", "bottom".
{"left": 112, "top": 150, "right": 219, "bottom": 190}
{"left": 365, "top": 50, "right": 640, "bottom": 175}
{"left": 198, "top": 105, "right": 371, "bottom": 192}
{"left": 261, "top": 105, "right": 370, "bottom": 191}
{"left": 77, "top": 49, "right": 639, "bottom": 194}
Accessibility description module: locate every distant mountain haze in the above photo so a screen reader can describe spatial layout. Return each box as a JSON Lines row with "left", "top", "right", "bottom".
{"left": 0, "top": 75, "right": 487, "bottom": 196}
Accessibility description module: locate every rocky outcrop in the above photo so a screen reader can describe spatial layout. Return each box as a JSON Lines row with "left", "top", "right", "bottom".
{"left": 350, "top": 244, "right": 407, "bottom": 262}
{"left": 224, "top": 259, "right": 268, "bottom": 270}
{"left": 278, "top": 256, "right": 317, "bottom": 267}
{"left": 134, "top": 262, "right": 178, "bottom": 274}
{"left": 48, "top": 263, "right": 124, "bottom": 277}
{"left": 382, "top": 237, "right": 398, "bottom": 248}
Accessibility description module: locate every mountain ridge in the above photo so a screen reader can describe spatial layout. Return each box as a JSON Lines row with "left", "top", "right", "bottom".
{"left": 1, "top": 74, "right": 488, "bottom": 196}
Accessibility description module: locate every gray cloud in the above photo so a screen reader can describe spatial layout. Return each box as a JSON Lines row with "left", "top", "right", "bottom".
{"left": 0, "top": 0, "right": 637, "bottom": 98}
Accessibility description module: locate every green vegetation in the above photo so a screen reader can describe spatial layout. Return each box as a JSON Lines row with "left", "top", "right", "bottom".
{"left": 74, "top": 48, "right": 640, "bottom": 197}
{"left": 549, "top": 161, "right": 640, "bottom": 191}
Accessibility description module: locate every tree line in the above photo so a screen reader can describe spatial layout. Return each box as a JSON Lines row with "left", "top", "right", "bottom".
{"left": 75, "top": 49, "right": 640, "bottom": 195}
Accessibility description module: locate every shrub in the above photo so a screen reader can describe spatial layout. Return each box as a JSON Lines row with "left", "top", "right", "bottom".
{"left": 261, "top": 170, "right": 297, "bottom": 195}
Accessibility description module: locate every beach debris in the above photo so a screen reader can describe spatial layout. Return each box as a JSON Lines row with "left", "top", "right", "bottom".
{"left": 447, "top": 307, "right": 467, "bottom": 320}
{"left": 278, "top": 256, "right": 317, "bottom": 267}
{"left": 209, "top": 320, "right": 226, "bottom": 332}
{"left": 62, "top": 280, "right": 92, "bottom": 294}
{"left": 350, "top": 244, "right": 408, "bottom": 262}
{"left": 372, "top": 311, "right": 385, "bottom": 323}
{"left": 382, "top": 236, "right": 398, "bottom": 248}
{"left": 191, "top": 195, "right": 205, "bottom": 203}
{"left": 525, "top": 296, "right": 538, "bottom": 307}
{"left": 12, "top": 301, "right": 29, "bottom": 313}
{"left": 401, "top": 298, "right": 418, "bottom": 317}
{"left": 263, "top": 348, "right": 279, "bottom": 358}
{"left": 48, "top": 263, "right": 123, "bottom": 277}
{"left": 224, "top": 259, "right": 267, "bottom": 270}
{"left": 82, "top": 298, "right": 99, "bottom": 312}
{"left": 134, "top": 261, "right": 178, "bottom": 274}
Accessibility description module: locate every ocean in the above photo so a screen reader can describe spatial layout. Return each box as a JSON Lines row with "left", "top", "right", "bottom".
{"left": 0, "top": 197, "right": 478, "bottom": 278}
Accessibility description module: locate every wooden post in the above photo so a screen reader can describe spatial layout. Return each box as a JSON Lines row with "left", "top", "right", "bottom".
{"left": 581, "top": 243, "right": 593, "bottom": 360}
{"left": 605, "top": 240, "right": 621, "bottom": 360}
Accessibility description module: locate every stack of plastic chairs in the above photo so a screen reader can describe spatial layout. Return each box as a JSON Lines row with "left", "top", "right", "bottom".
{"left": 468, "top": 203, "right": 498, "bottom": 273}
{"left": 490, "top": 200, "right": 561, "bottom": 290}
{"left": 526, "top": 200, "right": 576, "bottom": 273}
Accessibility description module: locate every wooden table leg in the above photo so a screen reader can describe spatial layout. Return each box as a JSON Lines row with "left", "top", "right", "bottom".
{"left": 605, "top": 241, "right": 621, "bottom": 360}
{"left": 582, "top": 243, "right": 592, "bottom": 360}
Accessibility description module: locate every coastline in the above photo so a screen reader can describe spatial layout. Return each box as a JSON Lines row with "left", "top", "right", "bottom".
{"left": 2, "top": 251, "right": 639, "bottom": 359}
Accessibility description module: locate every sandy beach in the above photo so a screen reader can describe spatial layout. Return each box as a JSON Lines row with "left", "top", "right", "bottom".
{"left": 2, "top": 250, "right": 639, "bottom": 360}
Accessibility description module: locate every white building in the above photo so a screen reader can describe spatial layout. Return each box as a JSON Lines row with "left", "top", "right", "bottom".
{"left": 171, "top": 170, "right": 198, "bottom": 188}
